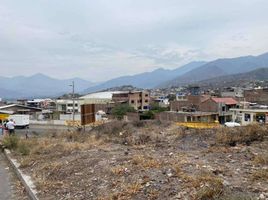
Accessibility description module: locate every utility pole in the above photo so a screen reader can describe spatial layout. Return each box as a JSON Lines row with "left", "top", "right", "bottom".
{"left": 72, "top": 81, "right": 75, "bottom": 126}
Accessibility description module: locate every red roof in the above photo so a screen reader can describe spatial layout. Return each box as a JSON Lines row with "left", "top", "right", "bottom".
{"left": 211, "top": 97, "right": 238, "bottom": 105}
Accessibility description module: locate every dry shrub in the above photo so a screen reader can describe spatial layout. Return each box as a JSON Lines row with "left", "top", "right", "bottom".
{"left": 216, "top": 124, "right": 268, "bottom": 146}
{"left": 93, "top": 120, "right": 128, "bottom": 136}
{"left": 194, "top": 174, "right": 224, "bottom": 200}
{"left": 251, "top": 169, "right": 268, "bottom": 181}
{"left": 253, "top": 154, "right": 268, "bottom": 165}
{"left": 2, "top": 135, "right": 19, "bottom": 150}
{"left": 132, "top": 155, "right": 161, "bottom": 169}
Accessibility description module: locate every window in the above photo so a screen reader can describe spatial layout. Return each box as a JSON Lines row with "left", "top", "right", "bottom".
{"left": 145, "top": 99, "right": 148, "bottom": 103}
{"left": 244, "top": 113, "right": 251, "bottom": 122}
{"left": 222, "top": 106, "right": 226, "bottom": 112}
{"left": 131, "top": 100, "right": 135, "bottom": 104}
{"left": 145, "top": 94, "right": 149, "bottom": 97}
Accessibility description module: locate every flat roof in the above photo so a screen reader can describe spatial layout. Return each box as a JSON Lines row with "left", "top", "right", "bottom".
{"left": 80, "top": 91, "right": 125, "bottom": 100}
{"left": 230, "top": 108, "right": 268, "bottom": 113}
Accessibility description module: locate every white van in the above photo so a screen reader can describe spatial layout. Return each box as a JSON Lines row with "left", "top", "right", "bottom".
{"left": 8, "top": 114, "right": 30, "bottom": 128}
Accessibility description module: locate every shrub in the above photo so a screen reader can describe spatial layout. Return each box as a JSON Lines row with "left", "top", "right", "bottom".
{"left": 17, "top": 141, "right": 30, "bottom": 156}
{"left": 111, "top": 104, "right": 136, "bottom": 120}
{"left": 216, "top": 125, "right": 268, "bottom": 146}
{"left": 2, "top": 135, "right": 19, "bottom": 150}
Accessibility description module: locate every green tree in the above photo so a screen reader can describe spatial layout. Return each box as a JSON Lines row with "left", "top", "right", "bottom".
{"left": 111, "top": 104, "right": 136, "bottom": 120}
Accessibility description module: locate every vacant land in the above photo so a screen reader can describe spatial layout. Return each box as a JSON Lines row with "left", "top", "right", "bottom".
{"left": 5, "top": 121, "right": 268, "bottom": 200}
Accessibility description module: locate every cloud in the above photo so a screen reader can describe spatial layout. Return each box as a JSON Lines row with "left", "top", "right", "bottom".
{"left": 0, "top": 0, "right": 268, "bottom": 81}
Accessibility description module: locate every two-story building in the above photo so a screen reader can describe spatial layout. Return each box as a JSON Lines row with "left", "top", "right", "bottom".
{"left": 112, "top": 91, "right": 150, "bottom": 111}
{"left": 199, "top": 97, "right": 238, "bottom": 124}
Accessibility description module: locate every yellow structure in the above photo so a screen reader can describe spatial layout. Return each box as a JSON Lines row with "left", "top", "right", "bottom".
{"left": 0, "top": 114, "right": 9, "bottom": 121}
{"left": 176, "top": 122, "right": 220, "bottom": 129}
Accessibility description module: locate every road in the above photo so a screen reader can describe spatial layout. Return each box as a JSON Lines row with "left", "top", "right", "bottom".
{"left": 14, "top": 124, "right": 83, "bottom": 137}
{"left": 0, "top": 153, "right": 28, "bottom": 200}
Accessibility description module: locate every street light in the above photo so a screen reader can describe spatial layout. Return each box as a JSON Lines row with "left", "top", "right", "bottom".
{"left": 69, "top": 81, "right": 75, "bottom": 126}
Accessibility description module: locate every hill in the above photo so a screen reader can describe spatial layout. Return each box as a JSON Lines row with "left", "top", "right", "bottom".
{"left": 197, "top": 68, "right": 268, "bottom": 88}
{"left": 83, "top": 61, "right": 206, "bottom": 93}
{"left": 158, "top": 52, "right": 268, "bottom": 88}
{"left": 0, "top": 73, "right": 94, "bottom": 99}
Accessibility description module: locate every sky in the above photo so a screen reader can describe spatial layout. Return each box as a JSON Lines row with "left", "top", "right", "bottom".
{"left": 0, "top": 0, "right": 268, "bottom": 82}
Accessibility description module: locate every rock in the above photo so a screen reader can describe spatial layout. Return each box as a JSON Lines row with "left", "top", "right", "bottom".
{"left": 259, "top": 193, "right": 265, "bottom": 199}
{"left": 223, "top": 180, "right": 230, "bottom": 186}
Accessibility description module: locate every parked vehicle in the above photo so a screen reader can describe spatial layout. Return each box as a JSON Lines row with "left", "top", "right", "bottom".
{"left": 8, "top": 114, "right": 30, "bottom": 128}
{"left": 224, "top": 122, "right": 241, "bottom": 127}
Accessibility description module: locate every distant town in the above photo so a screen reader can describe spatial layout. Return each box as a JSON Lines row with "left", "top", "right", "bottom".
{"left": 0, "top": 82, "right": 267, "bottom": 128}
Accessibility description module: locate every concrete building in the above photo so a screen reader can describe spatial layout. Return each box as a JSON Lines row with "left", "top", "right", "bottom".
{"left": 112, "top": 91, "right": 150, "bottom": 111}
{"left": 170, "top": 95, "right": 210, "bottom": 112}
{"left": 27, "top": 99, "right": 56, "bottom": 110}
{"left": 156, "top": 111, "right": 218, "bottom": 123}
{"left": 0, "top": 104, "right": 42, "bottom": 115}
{"left": 200, "top": 97, "right": 238, "bottom": 124}
{"left": 230, "top": 108, "right": 268, "bottom": 125}
{"left": 80, "top": 91, "right": 123, "bottom": 104}
{"left": 221, "top": 87, "right": 244, "bottom": 98}
{"left": 56, "top": 99, "right": 81, "bottom": 114}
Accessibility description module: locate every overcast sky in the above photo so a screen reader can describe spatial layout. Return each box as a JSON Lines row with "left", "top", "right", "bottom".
{"left": 1, "top": 0, "right": 268, "bottom": 81}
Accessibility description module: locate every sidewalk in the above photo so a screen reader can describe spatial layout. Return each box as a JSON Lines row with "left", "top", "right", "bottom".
{"left": 0, "top": 153, "right": 12, "bottom": 199}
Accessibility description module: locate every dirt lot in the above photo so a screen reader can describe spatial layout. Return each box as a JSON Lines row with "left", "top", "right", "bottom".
{"left": 7, "top": 121, "right": 268, "bottom": 200}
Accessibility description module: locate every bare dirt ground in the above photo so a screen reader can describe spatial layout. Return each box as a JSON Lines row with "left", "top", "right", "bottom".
{"left": 9, "top": 121, "right": 268, "bottom": 200}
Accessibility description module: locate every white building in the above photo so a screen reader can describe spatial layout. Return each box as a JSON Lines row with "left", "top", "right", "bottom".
{"left": 80, "top": 91, "right": 123, "bottom": 104}
{"left": 230, "top": 108, "right": 268, "bottom": 125}
{"left": 56, "top": 99, "right": 81, "bottom": 113}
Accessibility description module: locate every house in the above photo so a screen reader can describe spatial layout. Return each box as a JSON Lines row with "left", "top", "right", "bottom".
{"left": 27, "top": 99, "right": 56, "bottom": 110}
{"left": 200, "top": 97, "right": 238, "bottom": 124}
{"left": 112, "top": 91, "right": 150, "bottom": 111}
{"left": 55, "top": 99, "right": 82, "bottom": 114}
{"left": 0, "top": 104, "right": 42, "bottom": 115}
{"left": 230, "top": 108, "right": 268, "bottom": 125}
{"left": 170, "top": 95, "right": 210, "bottom": 112}
{"left": 156, "top": 111, "right": 219, "bottom": 123}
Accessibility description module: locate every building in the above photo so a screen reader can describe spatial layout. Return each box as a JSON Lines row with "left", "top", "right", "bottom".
{"left": 80, "top": 91, "right": 123, "bottom": 104}
{"left": 170, "top": 95, "right": 210, "bottom": 112}
{"left": 0, "top": 104, "right": 42, "bottom": 115}
{"left": 156, "top": 111, "right": 218, "bottom": 123}
{"left": 27, "top": 99, "right": 56, "bottom": 110}
{"left": 230, "top": 108, "right": 268, "bottom": 125}
{"left": 151, "top": 96, "right": 169, "bottom": 108}
{"left": 56, "top": 99, "right": 81, "bottom": 114}
{"left": 112, "top": 91, "right": 150, "bottom": 111}
{"left": 199, "top": 97, "right": 238, "bottom": 124}
{"left": 221, "top": 87, "right": 244, "bottom": 98}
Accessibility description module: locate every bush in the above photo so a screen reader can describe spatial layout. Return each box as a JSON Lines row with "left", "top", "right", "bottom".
{"left": 111, "top": 104, "right": 136, "bottom": 120}
{"left": 17, "top": 141, "right": 30, "bottom": 156}
{"left": 216, "top": 124, "right": 268, "bottom": 146}
{"left": 2, "top": 135, "right": 19, "bottom": 150}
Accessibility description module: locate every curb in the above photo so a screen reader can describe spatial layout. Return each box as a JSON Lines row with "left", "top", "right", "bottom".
{"left": 3, "top": 149, "right": 39, "bottom": 200}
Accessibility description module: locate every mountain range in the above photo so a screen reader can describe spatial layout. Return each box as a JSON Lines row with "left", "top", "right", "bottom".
{"left": 1, "top": 52, "right": 268, "bottom": 99}
{"left": 196, "top": 68, "right": 268, "bottom": 89}
{"left": 158, "top": 52, "right": 268, "bottom": 88}
{"left": 0, "top": 74, "right": 94, "bottom": 99}
{"left": 83, "top": 61, "right": 206, "bottom": 93}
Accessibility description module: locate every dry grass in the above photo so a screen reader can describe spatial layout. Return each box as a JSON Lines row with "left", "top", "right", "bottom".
{"left": 216, "top": 124, "right": 268, "bottom": 146}
{"left": 251, "top": 169, "right": 268, "bottom": 181}
{"left": 253, "top": 154, "right": 268, "bottom": 165}
{"left": 131, "top": 155, "right": 161, "bottom": 169}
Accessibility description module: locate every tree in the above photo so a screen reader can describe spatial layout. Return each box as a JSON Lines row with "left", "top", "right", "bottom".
{"left": 111, "top": 104, "right": 136, "bottom": 120}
